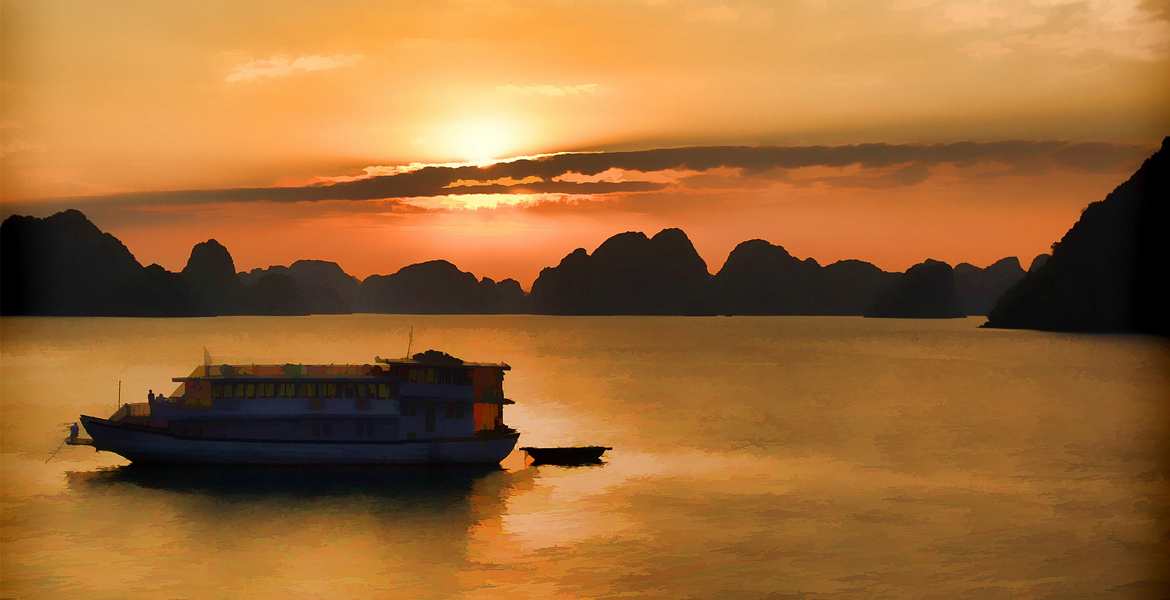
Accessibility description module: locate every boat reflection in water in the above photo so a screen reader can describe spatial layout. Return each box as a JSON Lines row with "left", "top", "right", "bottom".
{"left": 60, "top": 462, "right": 539, "bottom": 599}
{"left": 66, "top": 463, "right": 520, "bottom": 500}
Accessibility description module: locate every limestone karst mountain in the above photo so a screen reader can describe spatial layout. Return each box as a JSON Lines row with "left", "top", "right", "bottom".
{"left": 984, "top": 137, "right": 1168, "bottom": 336}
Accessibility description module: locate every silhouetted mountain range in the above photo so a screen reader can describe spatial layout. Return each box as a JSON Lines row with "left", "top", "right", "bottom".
{"left": 11, "top": 135, "right": 1163, "bottom": 331}
{"left": 984, "top": 137, "right": 1168, "bottom": 336}
{"left": 0, "top": 211, "right": 1029, "bottom": 319}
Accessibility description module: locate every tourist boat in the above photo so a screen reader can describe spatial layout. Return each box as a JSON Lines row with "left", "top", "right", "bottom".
{"left": 78, "top": 350, "right": 519, "bottom": 465}
{"left": 520, "top": 446, "right": 611, "bottom": 465}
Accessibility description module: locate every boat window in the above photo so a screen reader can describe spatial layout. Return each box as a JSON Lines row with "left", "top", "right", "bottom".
{"left": 446, "top": 404, "right": 466, "bottom": 418}
{"left": 355, "top": 421, "right": 375, "bottom": 436}
{"left": 224, "top": 385, "right": 234, "bottom": 399}
{"left": 438, "top": 370, "right": 452, "bottom": 385}
{"left": 345, "top": 383, "right": 355, "bottom": 399}
{"left": 401, "top": 401, "right": 416, "bottom": 417}
{"left": 378, "top": 384, "right": 389, "bottom": 399}
{"left": 236, "top": 384, "right": 245, "bottom": 399}
{"left": 312, "top": 421, "right": 332, "bottom": 437}
{"left": 333, "top": 383, "right": 344, "bottom": 399}
{"left": 213, "top": 384, "right": 224, "bottom": 399}
{"left": 367, "top": 384, "right": 377, "bottom": 398}
{"left": 245, "top": 384, "right": 255, "bottom": 398}
{"left": 266, "top": 383, "right": 275, "bottom": 398}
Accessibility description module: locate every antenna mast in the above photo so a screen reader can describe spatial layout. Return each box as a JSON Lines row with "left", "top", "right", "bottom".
{"left": 405, "top": 326, "right": 414, "bottom": 359}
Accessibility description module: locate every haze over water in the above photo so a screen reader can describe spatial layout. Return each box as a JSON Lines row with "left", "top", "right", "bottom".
{"left": 1, "top": 315, "right": 1167, "bottom": 599}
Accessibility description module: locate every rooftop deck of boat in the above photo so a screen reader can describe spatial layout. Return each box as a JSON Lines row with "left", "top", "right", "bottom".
{"left": 173, "top": 359, "right": 510, "bottom": 382}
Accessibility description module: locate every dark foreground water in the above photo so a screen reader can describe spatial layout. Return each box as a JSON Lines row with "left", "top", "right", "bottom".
{"left": 2, "top": 316, "right": 1167, "bottom": 599}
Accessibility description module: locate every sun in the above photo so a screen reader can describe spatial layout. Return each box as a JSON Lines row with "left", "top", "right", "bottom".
{"left": 442, "top": 118, "right": 522, "bottom": 163}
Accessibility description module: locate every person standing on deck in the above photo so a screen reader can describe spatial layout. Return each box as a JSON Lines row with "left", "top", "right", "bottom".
{"left": 148, "top": 390, "right": 154, "bottom": 403}
{"left": 69, "top": 423, "right": 79, "bottom": 443}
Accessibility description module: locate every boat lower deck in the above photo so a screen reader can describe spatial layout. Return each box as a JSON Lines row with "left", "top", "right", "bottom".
{"left": 80, "top": 416, "right": 519, "bottom": 465}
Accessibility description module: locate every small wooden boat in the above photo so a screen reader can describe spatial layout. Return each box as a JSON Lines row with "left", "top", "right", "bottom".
{"left": 520, "top": 446, "right": 611, "bottom": 465}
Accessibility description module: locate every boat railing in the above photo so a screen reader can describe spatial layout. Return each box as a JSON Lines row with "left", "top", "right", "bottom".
{"left": 112, "top": 402, "right": 152, "bottom": 421}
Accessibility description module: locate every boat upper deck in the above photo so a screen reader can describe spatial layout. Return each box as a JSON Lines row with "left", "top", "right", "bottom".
{"left": 174, "top": 356, "right": 510, "bottom": 383}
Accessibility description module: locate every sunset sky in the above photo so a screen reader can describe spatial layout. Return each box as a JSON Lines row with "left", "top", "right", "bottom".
{"left": 2, "top": 0, "right": 1167, "bottom": 287}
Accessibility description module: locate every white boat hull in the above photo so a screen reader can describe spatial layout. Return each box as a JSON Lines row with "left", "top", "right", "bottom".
{"left": 80, "top": 416, "right": 519, "bottom": 465}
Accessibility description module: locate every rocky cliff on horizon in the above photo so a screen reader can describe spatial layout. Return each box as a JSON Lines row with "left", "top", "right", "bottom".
{"left": 530, "top": 228, "right": 713, "bottom": 315}
{"left": 360, "top": 260, "right": 530, "bottom": 314}
{"left": 953, "top": 257, "right": 1027, "bottom": 316}
{"left": 865, "top": 259, "right": 966, "bottom": 319}
{"left": 181, "top": 240, "right": 253, "bottom": 315}
{"left": 241, "top": 260, "right": 360, "bottom": 314}
{"left": 711, "top": 239, "right": 901, "bottom": 315}
{"left": 0, "top": 209, "right": 206, "bottom": 316}
{"left": 983, "top": 137, "right": 1168, "bottom": 336}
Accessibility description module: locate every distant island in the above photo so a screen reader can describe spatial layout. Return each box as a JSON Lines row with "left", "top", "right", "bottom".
{"left": 3, "top": 138, "right": 1164, "bottom": 336}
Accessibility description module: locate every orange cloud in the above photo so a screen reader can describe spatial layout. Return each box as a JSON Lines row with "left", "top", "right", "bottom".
{"left": 226, "top": 54, "right": 363, "bottom": 82}
{"left": 497, "top": 84, "right": 601, "bottom": 96}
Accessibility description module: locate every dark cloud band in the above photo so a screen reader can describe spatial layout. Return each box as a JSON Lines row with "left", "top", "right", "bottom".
{"left": 9, "top": 141, "right": 1152, "bottom": 215}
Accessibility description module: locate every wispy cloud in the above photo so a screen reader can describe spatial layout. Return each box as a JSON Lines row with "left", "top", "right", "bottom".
{"left": 226, "top": 54, "right": 363, "bottom": 82}
{"left": 936, "top": 0, "right": 1170, "bottom": 61}
{"left": 960, "top": 39, "right": 1014, "bottom": 58}
{"left": 497, "top": 84, "right": 601, "bottom": 96}
{"left": 687, "top": 4, "right": 738, "bottom": 22}
{"left": 0, "top": 138, "right": 48, "bottom": 158}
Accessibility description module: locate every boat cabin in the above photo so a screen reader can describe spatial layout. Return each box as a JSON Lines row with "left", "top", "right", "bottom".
{"left": 121, "top": 354, "right": 514, "bottom": 443}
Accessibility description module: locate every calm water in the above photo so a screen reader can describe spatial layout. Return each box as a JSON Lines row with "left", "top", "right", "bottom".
{"left": 1, "top": 316, "right": 1167, "bottom": 599}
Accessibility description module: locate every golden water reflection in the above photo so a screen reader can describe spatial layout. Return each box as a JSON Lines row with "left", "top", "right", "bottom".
{"left": 3, "top": 316, "right": 1167, "bottom": 599}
